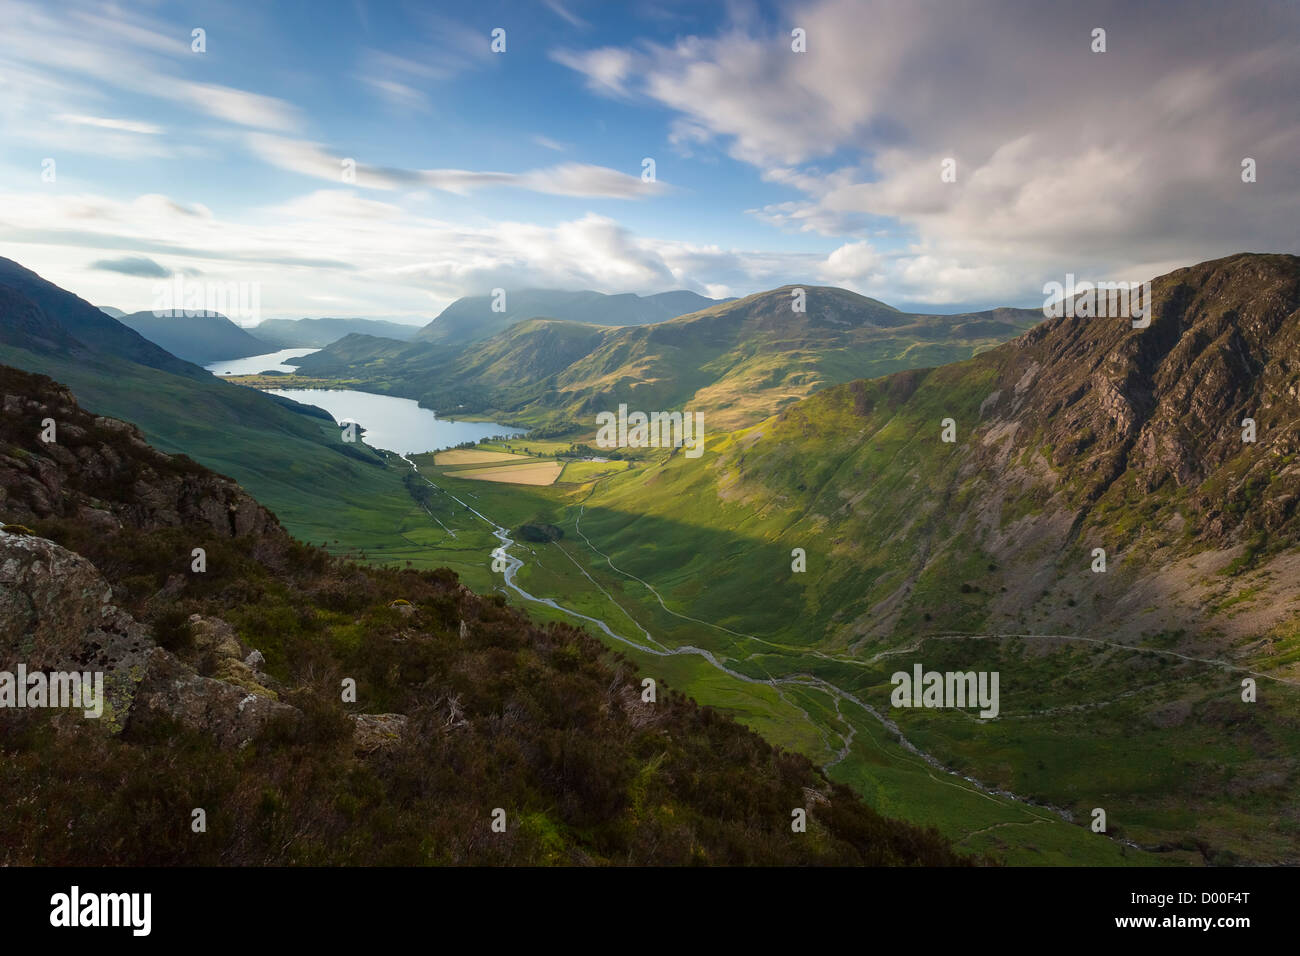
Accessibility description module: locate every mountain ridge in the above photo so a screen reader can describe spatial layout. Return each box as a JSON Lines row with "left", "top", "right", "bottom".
{"left": 117, "top": 309, "right": 271, "bottom": 365}
{"left": 293, "top": 284, "right": 1042, "bottom": 431}
{"left": 253, "top": 317, "right": 422, "bottom": 348}
{"left": 415, "top": 287, "right": 729, "bottom": 347}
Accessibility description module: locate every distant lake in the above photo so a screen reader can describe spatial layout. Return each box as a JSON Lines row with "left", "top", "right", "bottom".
{"left": 206, "top": 348, "right": 319, "bottom": 376}
{"left": 264, "top": 388, "right": 525, "bottom": 456}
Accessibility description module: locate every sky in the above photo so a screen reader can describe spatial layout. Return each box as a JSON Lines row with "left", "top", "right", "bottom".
{"left": 0, "top": 0, "right": 1296, "bottom": 324}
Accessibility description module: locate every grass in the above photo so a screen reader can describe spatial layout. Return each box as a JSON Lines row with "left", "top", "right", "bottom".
{"left": 22, "top": 332, "right": 1288, "bottom": 866}
{"left": 559, "top": 459, "right": 628, "bottom": 483}
{"left": 480, "top": 439, "right": 574, "bottom": 456}
{"left": 0, "top": 344, "right": 412, "bottom": 553}
{"left": 224, "top": 373, "right": 365, "bottom": 389}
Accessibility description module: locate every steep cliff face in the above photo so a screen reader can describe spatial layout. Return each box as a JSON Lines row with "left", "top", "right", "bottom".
{"left": 989, "top": 252, "right": 1300, "bottom": 536}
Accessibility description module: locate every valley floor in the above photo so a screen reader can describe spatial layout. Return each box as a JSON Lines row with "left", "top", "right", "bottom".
{"left": 321, "top": 445, "right": 1299, "bottom": 866}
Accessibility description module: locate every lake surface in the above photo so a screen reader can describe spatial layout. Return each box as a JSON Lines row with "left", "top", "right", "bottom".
{"left": 264, "top": 388, "right": 525, "bottom": 455}
{"left": 206, "top": 348, "right": 319, "bottom": 376}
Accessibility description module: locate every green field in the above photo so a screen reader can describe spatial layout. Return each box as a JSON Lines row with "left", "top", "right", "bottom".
{"left": 479, "top": 438, "right": 575, "bottom": 457}
{"left": 559, "top": 459, "right": 628, "bottom": 483}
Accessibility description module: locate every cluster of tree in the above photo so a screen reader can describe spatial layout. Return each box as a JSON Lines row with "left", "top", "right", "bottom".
{"left": 569, "top": 443, "right": 623, "bottom": 460}
{"left": 515, "top": 523, "right": 564, "bottom": 543}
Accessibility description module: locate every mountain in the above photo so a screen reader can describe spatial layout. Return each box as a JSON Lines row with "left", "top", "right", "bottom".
{"left": 117, "top": 309, "right": 271, "bottom": 364}
{"left": 0, "top": 257, "right": 409, "bottom": 548}
{"left": 415, "top": 288, "right": 727, "bottom": 347}
{"left": 294, "top": 285, "right": 1042, "bottom": 431}
{"left": 97, "top": 305, "right": 126, "bottom": 318}
{"left": 0, "top": 259, "right": 204, "bottom": 378}
{"left": 0, "top": 361, "right": 964, "bottom": 866}
{"left": 557, "top": 252, "right": 1300, "bottom": 862}
{"left": 252, "top": 317, "right": 423, "bottom": 348}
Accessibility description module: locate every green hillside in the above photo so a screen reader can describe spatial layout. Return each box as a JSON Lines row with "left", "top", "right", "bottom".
{"left": 548, "top": 253, "right": 1300, "bottom": 863}
{"left": 0, "top": 362, "right": 964, "bottom": 867}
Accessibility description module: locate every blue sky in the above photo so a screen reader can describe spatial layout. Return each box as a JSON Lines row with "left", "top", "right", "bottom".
{"left": 0, "top": 0, "right": 1296, "bottom": 324}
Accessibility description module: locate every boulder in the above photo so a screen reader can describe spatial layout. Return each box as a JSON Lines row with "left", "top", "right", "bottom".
{"left": 129, "top": 649, "right": 298, "bottom": 748}
{"left": 0, "top": 530, "right": 297, "bottom": 745}
{"left": 351, "top": 712, "right": 409, "bottom": 754}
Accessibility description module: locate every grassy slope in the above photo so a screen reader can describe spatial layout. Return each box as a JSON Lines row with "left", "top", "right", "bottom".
{"left": 565, "top": 376, "right": 1300, "bottom": 863}
{"left": 18, "top": 258, "right": 1292, "bottom": 863}
{"left": 2, "top": 365, "right": 967, "bottom": 866}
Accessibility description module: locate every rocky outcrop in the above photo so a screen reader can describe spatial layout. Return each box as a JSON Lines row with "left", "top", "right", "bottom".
{"left": 0, "top": 365, "right": 282, "bottom": 540}
{"left": 0, "top": 528, "right": 151, "bottom": 731}
{"left": 189, "top": 614, "right": 283, "bottom": 700}
{"left": 0, "top": 528, "right": 294, "bottom": 745}
{"left": 129, "top": 648, "right": 298, "bottom": 748}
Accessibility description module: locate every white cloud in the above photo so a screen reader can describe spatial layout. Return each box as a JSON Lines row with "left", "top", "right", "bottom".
{"left": 358, "top": 77, "right": 431, "bottom": 112}
{"left": 555, "top": 0, "right": 1300, "bottom": 303}
{"left": 245, "top": 133, "right": 667, "bottom": 198}
{"left": 53, "top": 114, "right": 162, "bottom": 135}
{"left": 820, "top": 241, "right": 880, "bottom": 282}
{"left": 551, "top": 46, "right": 636, "bottom": 96}
{"left": 543, "top": 0, "right": 589, "bottom": 30}
{"left": 176, "top": 84, "right": 300, "bottom": 131}
{"left": 1, "top": 2, "right": 303, "bottom": 131}
{"left": 0, "top": 189, "right": 804, "bottom": 319}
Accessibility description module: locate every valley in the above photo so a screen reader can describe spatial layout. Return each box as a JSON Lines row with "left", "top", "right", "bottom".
{"left": 367, "top": 443, "right": 1254, "bottom": 865}
{"left": 2, "top": 252, "right": 1297, "bottom": 866}
{"left": 306, "top": 252, "right": 1300, "bottom": 865}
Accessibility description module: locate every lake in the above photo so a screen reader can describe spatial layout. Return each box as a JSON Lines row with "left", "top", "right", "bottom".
{"left": 205, "top": 349, "right": 525, "bottom": 454}
{"left": 263, "top": 388, "right": 525, "bottom": 456}
{"left": 206, "top": 348, "right": 320, "bottom": 375}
